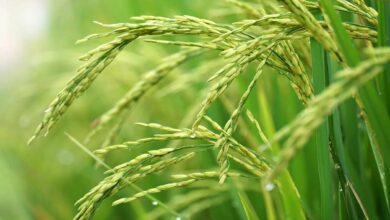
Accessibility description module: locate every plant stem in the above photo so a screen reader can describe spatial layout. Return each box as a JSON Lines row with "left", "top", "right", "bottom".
{"left": 311, "top": 36, "right": 333, "bottom": 220}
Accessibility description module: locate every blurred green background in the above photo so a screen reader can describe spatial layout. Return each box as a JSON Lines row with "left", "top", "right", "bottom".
{"left": 0, "top": 1, "right": 226, "bottom": 219}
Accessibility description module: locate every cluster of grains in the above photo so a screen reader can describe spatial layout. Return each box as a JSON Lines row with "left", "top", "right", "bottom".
{"left": 28, "top": 38, "right": 132, "bottom": 145}
{"left": 85, "top": 48, "right": 203, "bottom": 142}
{"left": 264, "top": 49, "right": 390, "bottom": 185}
{"left": 96, "top": 120, "right": 268, "bottom": 174}
{"left": 214, "top": 58, "right": 268, "bottom": 184}
{"left": 278, "top": 0, "right": 342, "bottom": 61}
{"left": 29, "top": 15, "right": 241, "bottom": 144}
{"left": 112, "top": 170, "right": 245, "bottom": 205}
{"left": 74, "top": 147, "right": 194, "bottom": 220}
{"left": 29, "top": 0, "right": 376, "bottom": 144}
{"left": 112, "top": 179, "right": 198, "bottom": 205}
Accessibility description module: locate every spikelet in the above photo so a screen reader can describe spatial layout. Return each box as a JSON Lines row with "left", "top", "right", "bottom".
{"left": 171, "top": 171, "right": 243, "bottom": 179}
{"left": 106, "top": 147, "right": 176, "bottom": 173}
{"left": 113, "top": 179, "right": 197, "bottom": 205}
{"left": 203, "top": 116, "right": 268, "bottom": 171}
{"left": 115, "top": 152, "right": 196, "bottom": 191}
{"left": 246, "top": 110, "right": 270, "bottom": 147}
{"left": 229, "top": 154, "right": 264, "bottom": 176}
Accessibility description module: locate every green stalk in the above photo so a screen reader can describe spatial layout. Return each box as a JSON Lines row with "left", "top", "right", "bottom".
{"left": 362, "top": 104, "right": 390, "bottom": 211}
{"left": 375, "top": 2, "right": 390, "bottom": 210}
{"left": 325, "top": 58, "right": 360, "bottom": 219}
{"left": 326, "top": 56, "right": 379, "bottom": 220}
{"left": 377, "top": 0, "right": 390, "bottom": 112}
{"left": 257, "top": 86, "right": 306, "bottom": 220}
{"left": 235, "top": 186, "right": 261, "bottom": 220}
{"left": 319, "top": 0, "right": 390, "bottom": 177}
{"left": 227, "top": 179, "right": 257, "bottom": 220}
{"left": 320, "top": 2, "right": 390, "bottom": 218}
{"left": 311, "top": 37, "right": 333, "bottom": 220}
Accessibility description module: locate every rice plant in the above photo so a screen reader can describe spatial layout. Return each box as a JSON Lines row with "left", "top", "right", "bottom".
{"left": 30, "top": 0, "right": 390, "bottom": 219}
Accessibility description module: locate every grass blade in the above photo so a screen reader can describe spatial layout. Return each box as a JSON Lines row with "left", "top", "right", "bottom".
{"left": 311, "top": 36, "right": 334, "bottom": 220}
{"left": 257, "top": 85, "right": 306, "bottom": 220}
{"left": 320, "top": 3, "right": 390, "bottom": 217}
